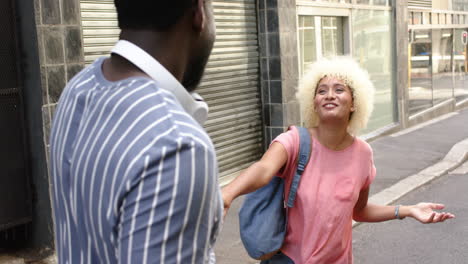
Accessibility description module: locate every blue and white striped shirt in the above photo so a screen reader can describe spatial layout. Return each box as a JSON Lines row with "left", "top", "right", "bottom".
{"left": 49, "top": 57, "right": 222, "bottom": 264}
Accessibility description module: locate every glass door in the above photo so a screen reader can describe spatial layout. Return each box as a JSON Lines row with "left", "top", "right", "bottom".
{"left": 298, "top": 16, "right": 345, "bottom": 76}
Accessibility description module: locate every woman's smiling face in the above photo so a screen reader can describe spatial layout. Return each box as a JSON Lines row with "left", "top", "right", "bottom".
{"left": 313, "top": 76, "right": 355, "bottom": 123}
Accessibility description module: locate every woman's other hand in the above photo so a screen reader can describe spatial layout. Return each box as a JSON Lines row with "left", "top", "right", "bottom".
{"left": 409, "top": 203, "right": 455, "bottom": 223}
{"left": 222, "top": 189, "right": 232, "bottom": 219}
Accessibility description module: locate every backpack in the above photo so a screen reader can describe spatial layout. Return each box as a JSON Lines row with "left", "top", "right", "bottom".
{"left": 238, "top": 126, "right": 312, "bottom": 260}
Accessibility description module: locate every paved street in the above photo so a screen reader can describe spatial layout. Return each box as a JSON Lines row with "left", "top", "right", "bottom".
{"left": 353, "top": 162, "right": 468, "bottom": 264}
{"left": 215, "top": 196, "right": 255, "bottom": 264}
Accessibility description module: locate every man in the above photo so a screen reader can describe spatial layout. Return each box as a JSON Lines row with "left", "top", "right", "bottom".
{"left": 49, "top": 0, "right": 222, "bottom": 263}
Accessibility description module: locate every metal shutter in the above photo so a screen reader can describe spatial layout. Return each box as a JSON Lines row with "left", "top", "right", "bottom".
{"left": 408, "top": 0, "right": 432, "bottom": 8}
{"left": 80, "top": 0, "right": 263, "bottom": 181}
{"left": 0, "top": 0, "right": 32, "bottom": 230}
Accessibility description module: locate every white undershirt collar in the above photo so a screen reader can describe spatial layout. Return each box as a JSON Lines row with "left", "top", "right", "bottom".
{"left": 111, "top": 40, "right": 209, "bottom": 125}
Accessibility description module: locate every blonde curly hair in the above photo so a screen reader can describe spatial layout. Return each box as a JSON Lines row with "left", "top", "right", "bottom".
{"left": 296, "top": 56, "right": 375, "bottom": 135}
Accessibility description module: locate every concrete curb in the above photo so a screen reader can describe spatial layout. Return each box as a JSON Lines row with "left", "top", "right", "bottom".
{"left": 353, "top": 137, "right": 468, "bottom": 228}
{"left": 42, "top": 254, "right": 57, "bottom": 264}
{"left": 0, "top": 252, "right": 57, "bottom": 264}
{"left": 451, "top": 159, "right": 468, "bottom": 174}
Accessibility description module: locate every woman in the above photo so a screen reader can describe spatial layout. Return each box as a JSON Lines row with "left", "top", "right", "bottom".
{"left": 222, "top": 56, "right": 455, "bottom": 264}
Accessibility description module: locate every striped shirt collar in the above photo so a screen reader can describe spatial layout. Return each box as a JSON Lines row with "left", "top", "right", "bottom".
{"left": 111, "top": 40, "right": 209, "bottom": 125}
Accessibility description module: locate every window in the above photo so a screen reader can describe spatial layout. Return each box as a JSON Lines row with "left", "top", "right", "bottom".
{"left": 409, "top": 30, "right": 433, "bottom": 115}
{"left": 454, "top": 29, "right": 468, "bottom": 102}
{"left": 355, "top": 0, "right": 390, "bottom": 6}
{"left": 352, "top": 9, "right": 395, "bottom": 132}
{"left": 298, "top": 16, "right": 345, "bottom": 76}
{"left": 413, "top": 12, "right": 422, "bottom": 25}
{"left": 298, "top": 16, "right": 317, "bottom": 76}
{"left": 432, "top": 29, "right": 453, "bottom": 105}
{"left": 309, "top": 0, "right": 351, "bottom": 3}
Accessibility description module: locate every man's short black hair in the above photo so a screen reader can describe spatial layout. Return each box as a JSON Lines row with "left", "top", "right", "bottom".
{"left": 115, "top": 0, "right": 195, "bottom": 31}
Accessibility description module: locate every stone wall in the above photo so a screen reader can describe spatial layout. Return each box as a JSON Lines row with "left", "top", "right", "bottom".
{"left": 34, "top": 0, "right": 85, "bottom": 152}
{"left": 32, "top": 0, "right": 85, "bottom": 248}
{"left": 258, "top": 0, "right": 301, "bottom": 147}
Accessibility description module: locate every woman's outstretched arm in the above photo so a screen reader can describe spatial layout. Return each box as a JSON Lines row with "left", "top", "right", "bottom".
{"left": 221, "top": 142, "right": 288, "bottom": 217}
{"left": 353, "top": 187, "right": 455, "bottom": 223}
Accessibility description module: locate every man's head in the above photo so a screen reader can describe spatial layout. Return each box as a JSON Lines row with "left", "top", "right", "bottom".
{"left": 114, "top": 0, "right": 216, "bottom": 91}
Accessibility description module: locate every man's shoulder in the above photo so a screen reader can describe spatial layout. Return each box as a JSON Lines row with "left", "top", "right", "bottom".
{"left": 111, "top": 87, "right": 213, "bottom": 152}
{"left": 154, "top": 115, "right": 214, "bottom": 152}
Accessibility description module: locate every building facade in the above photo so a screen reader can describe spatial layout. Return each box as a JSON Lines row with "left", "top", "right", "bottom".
{"left": 0, "top": 0, "right": 467, "bottom": 256}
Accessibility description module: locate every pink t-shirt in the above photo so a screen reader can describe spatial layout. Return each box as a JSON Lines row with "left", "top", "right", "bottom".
{"left": 272, "top": 127, "right": 376, "bottom": 264}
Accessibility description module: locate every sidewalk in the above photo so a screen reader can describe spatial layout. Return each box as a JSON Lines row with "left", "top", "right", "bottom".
{"left": 215, "top": 108, "right": 468, "bottom": 264}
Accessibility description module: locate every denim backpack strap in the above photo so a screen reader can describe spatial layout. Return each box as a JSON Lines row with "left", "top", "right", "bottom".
{"left": 286, "top": 126, "right": 312, "bottom": 208}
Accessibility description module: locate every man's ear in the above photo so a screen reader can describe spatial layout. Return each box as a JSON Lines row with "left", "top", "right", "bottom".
{"left": 193, "top": 0, "right": 205, "bottom": 33}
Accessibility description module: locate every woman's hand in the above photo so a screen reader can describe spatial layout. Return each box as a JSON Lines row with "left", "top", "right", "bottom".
{"left": 409, "top": 203, "right": 455, "bottom": 223}
{"left": 221, "top": 189, "right": 232, "bottom": 219}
